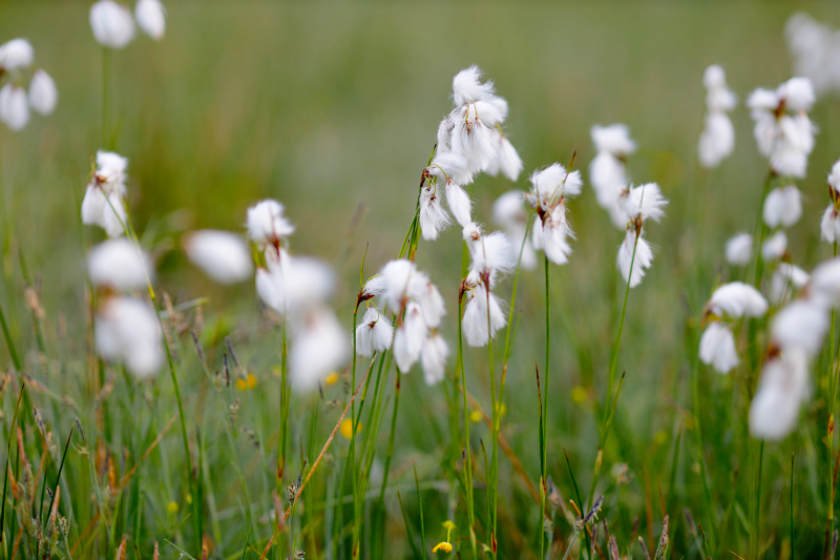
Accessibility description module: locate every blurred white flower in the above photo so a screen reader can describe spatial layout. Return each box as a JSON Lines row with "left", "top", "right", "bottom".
{"left": 184, "top": 230, "right": 253, "bottom": 284}
{"left": 28, "top": 69, "right": 57, "bottom": 115}
{"left": 95, "top": 296, "right": 162, "bottom": 378}
{"left": 810, "top": 257, "right": 840, "bottom": 307}
{"left": 761, "top": 231, "right": 787, "bottom": 261}
{"left": 0, "top": 84, "right": 29, "bottom": 131}
{"left": 393, "top": 302, "right": 426, "bottom": 371}
{"left": 748, "top": 78, "right": 816, "bottom": 178}
{"left": 699, "top": 322, "right": 739, "bottom": 374}
{"left": 247, "top": 199, "right": 295, "bottom": 249}
{"left": 785, "top": 13, "right": 840, "bottom": 96}
{"left": 88, "top": 238, "right": 151, "bottom": 291}
{"left": 289, "top": 306, "right": 348, "bottom": 392}
{"left": 256, "top": 253, "right": 334, "bottom": 316}
{"left": 355, "top": 306, "right": 393, "bottom": 357}
{"left": 421, "top": 331, "right": 449, "bottom": 386}
{"left": 617, "top": 231, "right": 653, "bottom": 288}
{"left": 769, "top": 263, "right": 809, "bottom": 305}
{"left": 821, "top": 205, "right": 840, "bottom": 243}
{"left": 698, "top": 65, "right": 736, "bottom": 168}
{"left": 749, "top": 346, "right": 810, "bottom": 440}
{"left": 771, "top": 300, "right": 829, "bottom": 357}
{"left": 135, "top": 0, "right": 166, "bottom": 40}
{"left": 725, "top": 233, "right": 752, "bottom": 266}
{"left": 0, "top": 38, "right": 33, "bottom": 71}
{"left": 763, "top": 185, "right": 802, "bottom": 228}
{"left": 493, "top": 190, "right": 536, "bottom": 270}
{"left": 707, "top": 282, "right": 768, "bottom": 318}
{"left": 90, "top": 0, "right": 136, "bottom": 49}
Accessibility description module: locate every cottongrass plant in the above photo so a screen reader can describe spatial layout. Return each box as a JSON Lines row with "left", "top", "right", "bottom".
{"left": 9, "top": 8, "right": 840, "bottom": 558}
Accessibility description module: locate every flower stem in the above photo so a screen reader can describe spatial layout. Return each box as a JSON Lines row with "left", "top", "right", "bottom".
{"left": 102, "top": 47, "right": 111, "bottom": 147}
{"left": 458, "top": 295, "right": 477, "bottom": 557}
{"left": 539, "top": 253, "right": 550, "bottom": 560}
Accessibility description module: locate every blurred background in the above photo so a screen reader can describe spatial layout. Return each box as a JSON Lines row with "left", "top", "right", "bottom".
{"left": 2, "top": 1, "right": 840, "bottom": 557}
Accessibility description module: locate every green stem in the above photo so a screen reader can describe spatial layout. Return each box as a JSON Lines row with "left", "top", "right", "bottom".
{"left": 486, "top": 285, "right": 498, "bottom": 557}
{"left": 458, "top": 295, "right": 477, "bottom": 557}
{"left": 540, "top": 254, "right": 550, "bottom": 560}
{"left": 102, "top": 47, "right": 111, "bottom": 147}
{"left": 0, "top": 302, "right": 20, "bottom": 371}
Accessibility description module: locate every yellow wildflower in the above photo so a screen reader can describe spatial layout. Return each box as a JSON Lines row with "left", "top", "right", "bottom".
{"left": 571, "top": 386, "right": 587, "bottom": 405}
{"left": 469, "top": 410, "right": 483, "bottom": 423}
{"left": 325, "top": 372, "right": 339, "bottom": 386}
{"left": 235, "top": 373, "right": 258, "bottom": 391}
{"left": 340, "top": 418, "right": 361, "bottom": 439}
{"left": 166, "top": 501, "right": 179, "bottom": 515}
{"left": 432, "top": 542, "right": 452, "bottom": 553}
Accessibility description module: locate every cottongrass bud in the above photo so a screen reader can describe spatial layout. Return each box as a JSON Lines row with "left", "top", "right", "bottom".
{"left": 761, "top": 231, "right": 787, "bottom": 261}
{"left": 590, "top": 124, "right": 636, "bottom": 228}
{"left": 135, "top": 0, "right": 166, "bottom": 40}
{"left": 355, "top": 306, "right": 393, "bottom": 357}
{"left": 699, "top": 322, "right": 739, "bottom": 374}
{"left": 393, "top": 302, "right": 426, "bottom": 372}
{"left": 763, "top": 185, "right": 802, "bottom": 228}
{"left": 289, "top": 306, "right": 348, "bottom": 392}
{"left": 769, "top": 263, "right": 809, "bottom": 304}
{"left": 421, "top": 331, "right": 449, "bottom": 386}
{"left": 28, "top": 70, "right": 57, "bottom": 115}
{"left": 89, "top": 0, "right": 136, "bottom": 49}
{"left": 247, "top": 199, "right": 295, "bottom": 249}
{"left": 493, "top": 190, "right": 536, "bottom": 270}
{"left": 184, "top": 230, "right": 253, "bottom": 284}
{"left": 725, "top": 233, "right": 753, "bottom": 266}
{"left": 617, "top": 231, "right": 653, "bottom": 288}
{"left": 88, "top": 238, "right": 151, "bottom": 291}
{"left": 81, "top": 150, "right": 130, "bottom": 237}
{"left": 95, "top": 296, "right": 162, "bottom": 378}
{"left": 707, "top": 282, "right": 768, "bottom": 319}
{"left": 0, "top": 84, "right": 29, "bottom": 131}
{"left": 0, "top": 38, "right": 33, "bottom": 71}
{"left": 749, "top": 346, "right": 810, "bottom": 440}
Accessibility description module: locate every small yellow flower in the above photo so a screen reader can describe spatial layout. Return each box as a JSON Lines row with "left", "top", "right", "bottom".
{"left": 340, "top": 418, "right": 361, "bottom": 439}
{"left": 432, "top": 542, "right": 452, "bottom": 553}
{"left": 571, "top": 385, "right": 587, "bottom": 405}
{"left": 325, "top": 372, "right": 339, "bottom": 386}
{"left": 186, "top": 494, "right": 193, "bottom": 505}
{"left": 469, "top": 410, "right": 483, "bottom": 423}
{"left": 442, "top": 520, "right": 456, "bottom": 532}
{"left": 236, "top": 373, "right": 258, "bottom": 391}
{"left": 166, "top": 501, "right": 179, "bottom": 515}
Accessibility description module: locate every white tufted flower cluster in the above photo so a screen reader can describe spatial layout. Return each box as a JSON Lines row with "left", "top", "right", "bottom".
{"left": 524, "top": 163, "right": 583, "bottom": 266}
{"left": 183, "top": 230, "right": 253, "bottom": 284}
{"left": 81, "top": 150, "right": 130, "bottom": 238}
{"left": 589, "top": 124, "right": 637, "bottom": 228}
{"left": 247, "top": 199, "right": 348, "bottom": 392}
{"left": 820, "top": 160, "right": 840, "bottom": 244}
{"left": 88, "top": 238, "right": 162, "bottom": 379}
{"left": 419, "top": 67, "right": 522, "bottom": 241}
{"left": 747, "top": 77, "right": 816, "bottom": 179}
{"left": 359, "top": 259, "right": 447, "bottom": 385}
{"left": 698, "top": 282, "right": 768, "bottom": 374}
{"left": 616, "top": 183, "right": 668, "bottom": 288}
{"left": 0, "top": 38, "right": 57, "bottom": 131}
{"left": 493, "top": 191, "right": 537, "bottom": 270}
{"left": 698, "top": 65, "right": 737, "bottom": 168}
{"left": 748, "top": 258, "right": 840, "bottom": 440}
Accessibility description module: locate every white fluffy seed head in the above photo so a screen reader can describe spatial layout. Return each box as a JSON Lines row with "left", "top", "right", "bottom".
{"left": 725, "top": 233, "right": 753, "bottom": 266}
{"left": 763, "top": 185, "right": 802, "bottom": 228}
{"left": 707, "top": 282, "right": 768, "bottom": 319}
{"left": 289, "top": 306, "right": 348, "bottom": 393}
{"left": 591, "top": 124, "right": 636, "bottom": 156}
{"left": 0, "top": 38, "right": 34, "bottom": 71}
{"left": 89, "top": 0, "right": 136, "bottom": 49}
{"left": 28, "top": 70, "right": 57, "bottom": 115}
{"left": 699, "top": 322, "right": 739, "bottom": 374}
{"left": 771, "top": 300, "right": 829, "bottom": 357}
{"left": 462, "top": 284, "right": 507, "bottom": 347}
{"left": 769, "top": 263, "right": 810, "bottom": 305}
{"left": 698, "top": 112, "right": 735, "bottom": 168}
{"left": 135, "top": 0, "right": 166, "bottom": 40}
{"left": 184, "top": 230, "right": 253, "bottom": 284}
{"left": 0, "top": 84, "right": 29, "bottom": 131}
{"left": 419, "top": 184, "right": 451, "bottom": 241}
{"left": 88, "top": 238, "right": 152, "bottom": 291}
{"left": 617, "top": 232, "right": 653, "bottom": 288}
{"left": 95, "top": 296, "right": 162, "bottom": 379}
{"left": 421, "top": 332, "right": 449, "bottom": 386}
{"left": 749, "top": 346, "right": 810, "bottom": 441}
{"left": 761, "top": 231, "right": 788, "bottom": 261}
{"left": 821, "top": 205, "right": 840, "bottom": 244}
{"left": 452, "top": 65, "right": 497, "bottom": 107}
{"left": 247, "top": 199, "right": 295, "bottom": 246}
{"left": 393, "top": 302, "right": 426, "bottom": 372}
{"left": 355, "top": 307, "right": 393, "bottom": 357}
{"left": 623, "top": 183, "right": 667, "bottom": 222}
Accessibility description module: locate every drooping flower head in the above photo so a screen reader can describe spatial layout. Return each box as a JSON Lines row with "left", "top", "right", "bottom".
{"left": 698, "top": 65, "right": 737, "bottom": 168}
{"left": 589, "top": 124, "right": 636, "bottom": 228}
{"left": 616, "top": 183, "right": 668, "bottom": 288}
{"left": 81, "top": 150, "right": 130, "bottom": 238}
{"left": 526, "top": 163, "right": 583, "bottom": 266}
{"left": 90, "top": 0, "right": 136, "bottom": 49}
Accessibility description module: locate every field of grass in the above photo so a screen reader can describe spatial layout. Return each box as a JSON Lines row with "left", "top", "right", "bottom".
{"left": 1, "top": 1, "right": 840, "bottom": 558}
